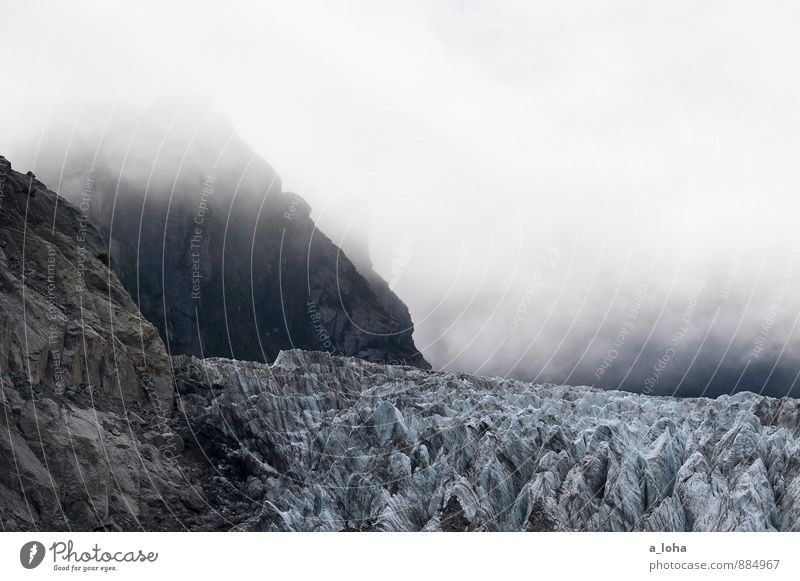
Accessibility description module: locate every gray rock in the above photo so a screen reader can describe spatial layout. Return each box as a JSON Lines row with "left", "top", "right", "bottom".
{"left": 0, "top": 381, "right": 183, "bottom": 530}
{"left": 179, "top": 488, "right": 207, "bottom": 512}
{"left": 147, "top": 432, "right": 184, "bottom": 456}
{"left": 0, "top": 159, "right": 172, "bottom": 406}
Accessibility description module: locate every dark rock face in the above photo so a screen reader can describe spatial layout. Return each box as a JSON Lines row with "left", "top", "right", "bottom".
{"left": 0, "top": 379, "right": 184, "bottom": 531}
{"left": 0, "top": 156, "right": 171, "bottom": 404}
{"left": 108, "top": 174, "right": 427, "bottom": 367}
{"left": 32, "top": 110, "right": 428, "bottom": 369}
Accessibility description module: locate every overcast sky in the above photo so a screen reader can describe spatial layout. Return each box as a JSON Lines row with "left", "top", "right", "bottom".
{"left": 3, "top": 0, "right": 800, "bottom": 394}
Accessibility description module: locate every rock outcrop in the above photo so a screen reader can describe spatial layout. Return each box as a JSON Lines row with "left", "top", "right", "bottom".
{"left": 0, "top": 379, "right": 185, "bottom": 531}
{"left": 0, "top": 156, "right": 172, "bottom": 404}
{"left": 3, "top": 347, "right": 800, "bottom": 531}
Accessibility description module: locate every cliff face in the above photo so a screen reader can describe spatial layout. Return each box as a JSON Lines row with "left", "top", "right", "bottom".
{"left": 101, "top": 176, "right": 429, "bottom": 368}
{"left": 0, "top": 156, "right": 179, "bottom": 531}
{"left": 32, "top": 110, "right": 428, "bottom": 369}
{"left": 0, "top": 379, "right": 184, "bottom": 531}
{"left": 0, "top": 156, "right": 172, "bottom": 404}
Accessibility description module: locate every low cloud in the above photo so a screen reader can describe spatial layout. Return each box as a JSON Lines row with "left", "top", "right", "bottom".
{"left": 3, "top": 0, "right": 800, "bottom": 397}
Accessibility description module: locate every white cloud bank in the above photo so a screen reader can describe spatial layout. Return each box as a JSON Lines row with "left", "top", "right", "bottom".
{"left": 2, "top": 0, "right": 800, "bottom": 394}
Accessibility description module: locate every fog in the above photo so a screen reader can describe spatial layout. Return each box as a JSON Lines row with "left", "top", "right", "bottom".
{"left": 2, "top": 0, "right": 800, "bottom": 396}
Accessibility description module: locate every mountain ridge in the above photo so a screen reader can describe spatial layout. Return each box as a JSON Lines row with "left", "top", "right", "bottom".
{"left": 17, "top": 106, "right": 430, "bottom": 369}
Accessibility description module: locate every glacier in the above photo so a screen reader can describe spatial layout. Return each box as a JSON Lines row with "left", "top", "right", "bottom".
{"left": 170, "top": 350, "right": 800, "bottom": 532}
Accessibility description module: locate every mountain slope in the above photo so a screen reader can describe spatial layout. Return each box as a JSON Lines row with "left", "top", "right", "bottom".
{"left": 0, "top": 155, "right": 180, "bottom": 531}
{"left": 0, "top": 155, "right": 172, "bottom": 404}
{"left": 25, "top": 106, "right": 429, "bottom": 369}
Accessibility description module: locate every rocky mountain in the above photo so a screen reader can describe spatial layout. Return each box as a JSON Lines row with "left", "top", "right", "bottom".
{"left": 24, "top": 106, "right": 428, "bottom": 369}
{"left": 0, "top": 155, "right": 175, "bottom": 530}
{"left": 0, "top": 156, "right": 172, "bottom": 404}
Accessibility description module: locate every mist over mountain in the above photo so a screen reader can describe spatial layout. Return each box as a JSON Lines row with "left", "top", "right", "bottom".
{"left": 12, "top": 100, "right": 428, "bottom": 369}
{"left": 5, "top": 0, "right": 800, "bottom": 401}
{"left": 9, "top": 96, "right": 800, "bottom": 398}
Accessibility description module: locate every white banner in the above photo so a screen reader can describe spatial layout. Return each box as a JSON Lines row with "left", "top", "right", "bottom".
{"left": 1, "top": 532, "right": 798, "bottom": 580}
